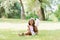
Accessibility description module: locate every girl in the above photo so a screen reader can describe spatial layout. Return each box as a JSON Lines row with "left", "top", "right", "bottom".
{"left": 18, "top": 18, "right": 38, "bottom": 36}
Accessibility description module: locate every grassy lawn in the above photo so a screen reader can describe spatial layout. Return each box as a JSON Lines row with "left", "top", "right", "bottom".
{"left": 0, "top": 30, "right": 60, "bottom": 40}
{"left": 0, "top": 18, "right": 59, "bottom": 23}
{"left": 0, "top": 18, "right": 28, "bottom": 23}
{"left": 0, "top": 18, "right": 60, "bottom": 40}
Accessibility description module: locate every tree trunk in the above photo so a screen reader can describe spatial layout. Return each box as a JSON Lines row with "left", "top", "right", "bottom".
{"left": 0, "top": 7, "right": 6, "bottom": 18}
{"left": 38, "top": 0, "right": 45, "bottom": 20}
{"left": 19, "top": 0, "right": 25, "bottom": 19}
{"left": 40, "top": 5, "right": 45, "bottom": 20}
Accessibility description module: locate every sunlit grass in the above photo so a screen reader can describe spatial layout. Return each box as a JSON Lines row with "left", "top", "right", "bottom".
{"left": 0, "top": 18, "right": 28, "bottom": 23}
{"left": 0, "top": 30, "right": 60, "bottom": 40}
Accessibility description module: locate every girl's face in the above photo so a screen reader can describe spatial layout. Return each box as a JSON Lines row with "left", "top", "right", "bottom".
{"left": 29, "top": 20, "right": 34, "bottom": 25}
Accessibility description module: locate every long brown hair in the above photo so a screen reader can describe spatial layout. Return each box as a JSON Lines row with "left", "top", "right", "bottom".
{"left": 28, "top": 18, "right": 37, "bottom": 32}
{"left": 28, "top": 18, "right": 35, "bottom": 27}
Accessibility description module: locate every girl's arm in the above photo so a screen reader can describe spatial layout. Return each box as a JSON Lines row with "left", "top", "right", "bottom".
{"left": 27, "top": 26, "right": 30, "bottom": 31}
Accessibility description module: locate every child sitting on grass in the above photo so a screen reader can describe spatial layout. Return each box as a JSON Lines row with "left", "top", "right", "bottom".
{"left": 18, "top": 18, "right": 38, "bottom": 36}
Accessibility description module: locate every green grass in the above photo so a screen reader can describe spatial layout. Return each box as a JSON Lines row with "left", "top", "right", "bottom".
{"left": 0, "top": 18, "right": 28, "bottom": 23}
{"left": 0, "top": 18, "right": 59, "bottom": 23}
{"left": 0, "top": 30, "right": 60, "bottom": 40}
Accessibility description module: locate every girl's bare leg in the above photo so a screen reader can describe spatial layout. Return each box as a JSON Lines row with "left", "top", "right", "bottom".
{"left": 24, "top": 31, "right": 31, "bottom": 35}
{"left": 18, "top": 31, "right": 31, "bottom": 36}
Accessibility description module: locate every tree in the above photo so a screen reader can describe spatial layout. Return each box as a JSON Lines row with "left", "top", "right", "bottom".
{"left": 0, "top": 7, "right": 5, "bottom": 18}
{"left": 22, "top": 0, "right": 43, "bottom": 20}
{"left": 37, "top": 0, "right": 45, "bottom": 20}
{"left": 19, "top": 0, "right": 25, "bottom": 19}
{"left": 23, "top": 0, "right": 51, "bottom": 20}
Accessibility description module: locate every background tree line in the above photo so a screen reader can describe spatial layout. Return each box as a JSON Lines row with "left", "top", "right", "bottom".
{"left": 0, "top": 0, "right": 60, "bottom": 21}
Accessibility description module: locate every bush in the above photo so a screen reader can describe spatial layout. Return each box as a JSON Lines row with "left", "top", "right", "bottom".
{"left": 26, "top": 12, "right": 38, "bottom": 19}
{"left": 0, "top": 1, "right": 21, "bottom": 19}
{"left": 7, "top": 2, "right": 21, "bottom": 19}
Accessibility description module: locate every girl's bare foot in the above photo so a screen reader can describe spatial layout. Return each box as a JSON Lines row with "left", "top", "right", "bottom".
{"left": 18, "top": 33, "right": 24, "bottom": 36}
{"left": 18, "top": 33, "right": 21, "bottom": 36}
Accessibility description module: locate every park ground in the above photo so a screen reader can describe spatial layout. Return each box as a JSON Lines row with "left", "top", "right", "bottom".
{"left": 0, "top": 30, "right": 60, "bottom": 40}
{"left": 0, "top": 19, "right": 60, "bottom": 40}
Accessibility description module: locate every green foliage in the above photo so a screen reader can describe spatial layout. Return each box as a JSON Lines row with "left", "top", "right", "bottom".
{"left": 55, "top": 10, "right": 60, "bottom": 21}
{"left": 46, "top": 13, "right": 58, "bottom": 22}
{"left": 54, "top": 5, "right": 60, "bottom": 21}
{"left": 0, "top": 0, "right": 21, "bottom": 19}
{"left": 55, "top": 11, "right": 60, "bottom": 21}
{"left": 26, "top": 11, "right": 38, "bottom": 19}
{"left": 0, "top": 0, "right": 60, "bottom": 21}
{"left": 8, "top": 2, "right": 21, "bottom": 19}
